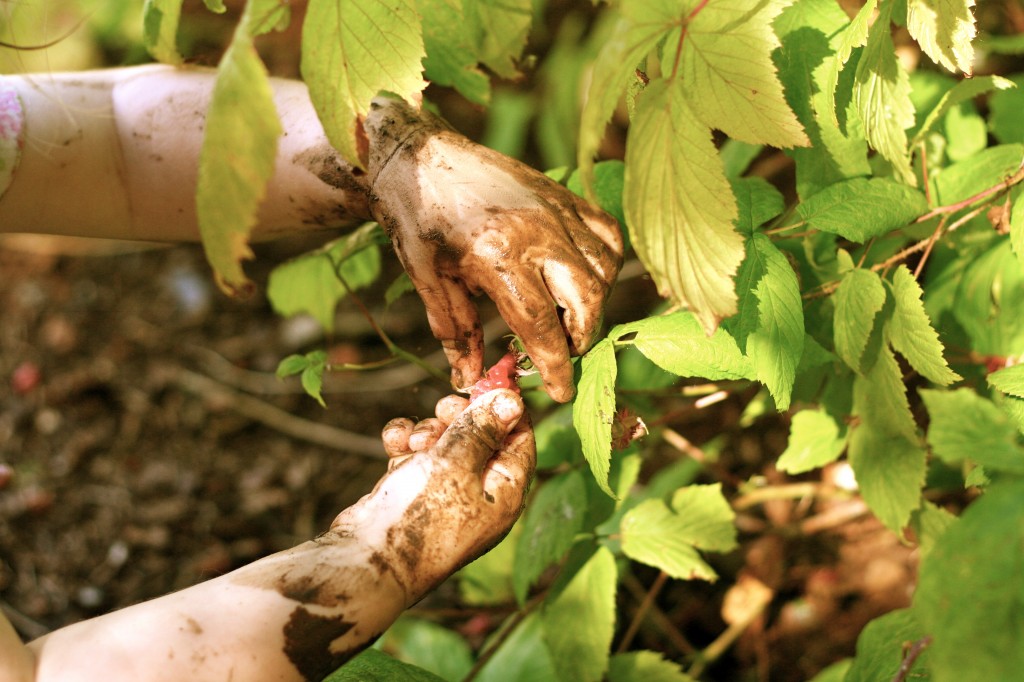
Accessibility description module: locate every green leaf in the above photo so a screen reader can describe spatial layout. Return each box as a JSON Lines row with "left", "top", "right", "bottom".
{"left": 275, "top": 350, "right": 327, "bottom": 405}
{"left": 1011, "top": 186, "right": 1024, "bottom": 264}
{"left": 142, "top": 0, "right": 183, "bottom": 64}
{"left": 197, "top": 1, "right": 284, "bottom": 295}
{"left": 910, "top": 500, "right": 957, "bottom": 560}
{"left": 833, "top": 269, "right": 887, "bottom": 373}
{"left": 567, "top": 161, "right": 626, "bottom": 230}
{"left": 672, "top": 0, "right": 809, "bottom": 148}
{"left": 464, "top": 0, "right": 532, "bottom": 79}
{"left": 853, "top": 4, "right": 916, "bottom": 183}
{"left": 888, "top": 265, "right": 961, "bottom": 386}
{"left": 624, "top": 80, "right": 745, "bottom": 330}
{"left": 731, "top": 177, "right": 784, "bottom": 235}
{"left": 473, "top": 612, "right": 558, "bottom": 682}
{"left": 921, "top": 388, "right": 1024, "bottom": 473}
{"left": 912, "top": 75, "right": 1015, "bottom": 147}
{"left": 378, "top": 617, "right": 473, "bottom": 682}
{"left": 419, "top": 0, "right": 490, "bottom": 105}
{"left": 905, "top": 0, "right": 976, "bottom": 74}
{"left": 774, "top": 0, "right": 871, "bottom": 199}
{"left": 385, "top": 272, "right": 415, "bottom": 307}
{"left": 513, "top": 471, "right": 588, "bottom": 604}
{"left": 849, "top": 346, "right": 925, "bottom": 532}
{"left": 776, "top": 409, "right": 847, "bottom": 474}
{"left": 721, "top": 139, "right": 763, "bottom": 180}
{"left": 620, "top": 312, "right": 753, "bottom": 381}
{"left": 915, "top": 479, "right": 1024, "bottom": 682}
{"left": 267, "top": 224, "right": 384, "bottom": 331}
{"left": 607, "top": 651, "right": 696, "bottom": 682}
{"left": 743, "top": 234, "right": 804, "bottom": 410}
{"left": 989, "top": 75, "right": 1024, "bottom": 144}
{"left": 953, "top": 238, "right": 1024, "bottom": 356}
{"left": 542, "top": 547, "right": 617, "bottom": 682}
{"left": 327, "top": 648, "right": 447, "bottom": 682}
{"left": 301, "top": 0, "right": 425, "bottom": 167}
{"left": 844, "top": 609, "right": 929, "bottom": 682}
{"left": 574, "top": 339, "right": 618, "bottom": 498}
{"left": 301, "top": 365, "right": 326, "bottom": 408}
{"left": 989, "top": 364, "right": 1024, "bottom": 399}
{"left": 577, "top": 11, "right": 666, "bottom": 197}
{"left": 620, "top": 484, "right": 737, "bottom": 581}
{"left": 797, "top": 178, "right": 928, "bottom": 242}
{"left": 458, "top": 525, "right": 518, "bottom": 606}
{"left": 806, "top": 660, "right": 852, "bottom": 682}
{"left": 932, "top": 144, "right": 1024, "bottom": 205}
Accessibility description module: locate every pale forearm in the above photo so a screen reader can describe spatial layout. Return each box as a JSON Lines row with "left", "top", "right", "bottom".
{"left": 0, "top": 65, "right": 370, "bottom": 241}
{"left": 28, "top": 530, "right": 407, "bottom": 682}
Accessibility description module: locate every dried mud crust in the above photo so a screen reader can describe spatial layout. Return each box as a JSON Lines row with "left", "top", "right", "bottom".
{"left": 0, "top": 240, "right": 442, "bottom": 635}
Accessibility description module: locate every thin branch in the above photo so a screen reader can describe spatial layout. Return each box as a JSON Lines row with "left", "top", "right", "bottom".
{"left": 892, "top": 636, "right": 933, "bottom": 682}
{"left": 687, "top": 580, "right": 773, "bottom": 678}
{"left": 732, "top": 482, "right": 823, "bottom": 511}
{"left": 462, "top": 594, "right": 546, "bottom": 682}
{"left": 621, "top": 572, "right": 697, "bottom": 655}
{"left": 617, "top": 571, "right": 670, "bottom": 653}
{"left": 164, "top": 366, "right": 387, "bottom": 459}
{"left": 915, "top": 161, "right": 1024, "bottom": 224}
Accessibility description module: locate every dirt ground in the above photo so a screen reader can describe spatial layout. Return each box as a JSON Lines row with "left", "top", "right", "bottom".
{"left": 0, "top": 234, "right": 918, "bottom": 681}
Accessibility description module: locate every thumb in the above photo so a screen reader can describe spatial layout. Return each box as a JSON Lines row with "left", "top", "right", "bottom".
{"left": 435, "top": 389, "right": 524, "bottom": 471}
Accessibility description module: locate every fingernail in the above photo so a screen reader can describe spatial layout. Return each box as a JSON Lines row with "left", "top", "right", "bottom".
{"left": 491, "top": 392, "right": 520, "bottom": 424}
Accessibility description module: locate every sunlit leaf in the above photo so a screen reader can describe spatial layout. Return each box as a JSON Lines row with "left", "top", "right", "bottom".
{"left": 833, "top": 269, "right": 887, "bottom": 373}
{"left": 852, "top": 4, "right": 916, "bottom": 183}
{"left": 608, "top": 651, "right": 696, "bottom": 682}
{"left": 574, "top": 339, "right": 618, "bottom": 498}
{"left": 797, "top": 178, "right": 928, "bottom": 241}
{"left": 921, "top": 388, "right": 1024, "bottom": 473}
{"left": 301, "top": 0, "right": 425, "bottom": 167}
{"left": 420, "top": 0, "right": 490, "bottom": 105}
{"left": 618, "top": 312, "right": 753, "bottom": 381}
{"left": 777, "top": 409, "right": 847, "bottom": 474}
{"left": 731, "top": 177, "right": 785, "bottom": 235}
{"left": 464, "top": 0, "right": 532, "bottom": 79}
{"left": 673, "top": 0, "right": 809, "bottom": 148}
{"left": 888, "top": 266, "right": 961, "bottom": 386}
{"left": 142, "top": 0, "right": 183, "bottom": 64}
{"left": 620, "top": 484, "right": 737, "bottom": 581}
{"left": 906, "top": 0, "right": 976, "bottom": 74}
{"left": 912, "top": 75, "right": 1015, "bottom": 147}
{"left": 197, "top": 0, "right": 285, "bottom": 295}
{"left": 625, "top": 80, "right": 745, "bottom": 330}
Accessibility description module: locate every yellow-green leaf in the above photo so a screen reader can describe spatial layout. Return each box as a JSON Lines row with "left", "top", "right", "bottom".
{"left": 888, "top": 266, "right": 961, "bottom": 386}
{"left": 301, "top": 0, "right": 425, "bottom": 167}
{"left": 673, "top": 0, "right": 809, "bottom": 148}
{"left": 197, "top": 2, "right": 283, "bottom": 295}
{"left": 906, "top": 0, "right": 976, "bottom": 74}
{"left": 142, "top": 0, "right": 184, "bottom": 64}
{"left": 624, "top": 80, "right": 745, "bottom": 331}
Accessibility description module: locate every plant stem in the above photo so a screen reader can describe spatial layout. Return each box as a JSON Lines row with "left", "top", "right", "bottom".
{"left": 331, "top": 260, "right": 450, "bottom": 384}
{"left": 892, "top": 636, "right": 933, "bottom": 682}
{"left": 687, "top": 583, "right": 772, "bottom": 678}
{"left": 461, "top": 594, "right": 546, "bottom": 682}
{"left": 732, "top": 482, "right": 823, "bottom": 511}
{"left": 616, "top": 571, "right": 670, "bottom": 653}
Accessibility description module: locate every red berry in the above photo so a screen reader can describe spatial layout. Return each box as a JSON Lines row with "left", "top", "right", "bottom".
{"left": 11, "top": 361, "right": 41, "bottom": 394}
{"left": 470, "top": 353, "right": 521, "bottom": 400}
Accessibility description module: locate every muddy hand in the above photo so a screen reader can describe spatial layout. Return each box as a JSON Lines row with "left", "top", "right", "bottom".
{"left": 364, "top": 98, "right": 623, "bottom": 403}
{"left": 334, "top": 389, "right": 535, "bottom": 604}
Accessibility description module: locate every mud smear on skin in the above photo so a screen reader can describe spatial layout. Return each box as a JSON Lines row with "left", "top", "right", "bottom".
{"left": 282, "top": 606, "right": 361, "bottom": 681}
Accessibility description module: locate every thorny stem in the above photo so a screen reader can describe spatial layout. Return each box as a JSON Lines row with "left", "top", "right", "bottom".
{"left": 802, "top": 164, "right": 1024, "bottom": 300}
{"left": 331, "top": 256, "right": 450, "bottom": 384}
{"left": 892, "top": 635, "right": 933, "bottom": 682}
{"left": 616, "top": 571, "right": 670, "bottom": 654}
{"left": 462, "top": 593, "right": 546, "bottom": 682}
